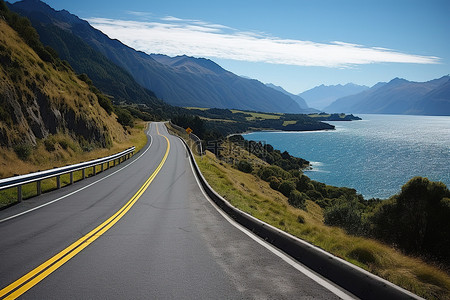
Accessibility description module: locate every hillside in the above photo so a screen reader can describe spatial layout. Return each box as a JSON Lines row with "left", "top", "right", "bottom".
{"left": 7, "top": 1, "right": 164, "bottom": 110}
{"left": 299, "top": 83, "right": 369, "bottom": 110}
{"left": 325, "top": 76, "right": 450, "bottom": 115}
{"left": 265, "top": 83, "right": 318, "bottom": 113}
{"left": 0, "top": 4, "right": 127, "bottom": 174}
{"left": 10, "top": 0, "right": 304, "bottom": 114}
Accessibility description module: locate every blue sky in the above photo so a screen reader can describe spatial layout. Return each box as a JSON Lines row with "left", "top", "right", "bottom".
{"left": 13, "top": 0, "right": 449, "bottom": 93}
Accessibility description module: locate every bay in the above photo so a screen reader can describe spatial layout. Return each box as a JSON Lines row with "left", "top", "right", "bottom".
{"left": 243, "top": 114, "right": 450, "bottom": 199}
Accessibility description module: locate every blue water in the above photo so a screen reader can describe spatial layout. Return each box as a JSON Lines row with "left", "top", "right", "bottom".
{"left": 243, "top": 114, "right": 450, "bottom": 199}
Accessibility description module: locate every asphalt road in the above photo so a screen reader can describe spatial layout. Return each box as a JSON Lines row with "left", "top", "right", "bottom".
{"left": 0, "top": 123, "right": 354, "bottom": 299}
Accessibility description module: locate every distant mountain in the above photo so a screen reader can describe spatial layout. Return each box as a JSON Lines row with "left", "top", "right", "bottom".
{"left": 265, "top": 83, "right": 318, "bottom": 113}
{"left": 10, "top": 0, "right": 304, "bottom": 114}
{"left": 324, "top": 76, "right": 450, "bottom": 116}
{"left": 0, "top": 7, "right": 125, "bottom": 149}
{"left": 299, "top": 83, "right": 369, "bottom": 110}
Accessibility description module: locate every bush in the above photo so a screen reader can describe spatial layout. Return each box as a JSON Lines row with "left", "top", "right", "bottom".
{"left": 368, "top": 177, "right": 450, "bottom": 260}
{"left": 278, "top": 180, "right": 296, "bottom": 197}
{"left": 306, "top": 189, "right": 324, "bottom": 201}
{"left": 14, "top": 143, "right": 33, "bottom": 160}
{"left": 257, "top": 165, "right": 291, "bottom": 182}
{"left": 237, "top": 160, "right": 253, "bottom": 173}
{"left": 324, "top": 200, "right": 363, "bottom": 235}
{"left": 296, "top": 175, "right": 311, "bottom": 192}
{"left": 268, "top": 176, "right": 281, "bottom": 190}
{"left": 115, "top": 107, "right": 134, "bottom": 127}
{"left": 288, "top": 190, "right": 308, "bottom": 210}
{"left": 44, "top": 139, "right": 56, "bottom": 152}
{"left": 97, "top": 94, "right": 113, "bottom": 115}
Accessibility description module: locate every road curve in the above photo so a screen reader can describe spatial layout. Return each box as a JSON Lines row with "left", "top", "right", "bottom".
{"left": 0, "top": 122, "right": 354, "bottom": 299}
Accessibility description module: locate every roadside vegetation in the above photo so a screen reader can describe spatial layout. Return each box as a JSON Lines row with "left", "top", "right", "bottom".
{"left": 0, "top": 2, "right": 151, "bottom": 207}
{"left": 194, "top": 147, "right": 450, "bottom": 300}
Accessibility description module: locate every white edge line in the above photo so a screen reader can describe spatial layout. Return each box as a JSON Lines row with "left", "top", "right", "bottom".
{"left": 0, "top": 123, "right": 155, "bottom": 224}
{"left": 185, "top": 149, "right": 356, "bottom": 300}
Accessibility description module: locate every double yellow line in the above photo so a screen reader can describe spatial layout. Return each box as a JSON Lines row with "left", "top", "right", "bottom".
{"left": 0, "top": 126, "right": 170, "bottom": 299}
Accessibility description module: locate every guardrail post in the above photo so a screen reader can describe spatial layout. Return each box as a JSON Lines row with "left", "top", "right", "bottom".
{"left": 37, "top": 180, "right": 42, "bottom": 195}
{"left": 56, "top": 175, "right": 61, "bottom": 189}
{"left": 101, "top": 163, "right": 104, "bottom": 172}
{"left": 82, "top": 168, "right": 85, "bottom": 179}
{"left": 70, "top": 172, "right": 74, "bottom": 184}
{"left": 114, "top": 159, "right": 116, "bottom": 167}
{"left": 17, "top": 185, "right": 22, "bottom": 202}
{"left": 93, "top": 165, "right": 96, "bottom": 176}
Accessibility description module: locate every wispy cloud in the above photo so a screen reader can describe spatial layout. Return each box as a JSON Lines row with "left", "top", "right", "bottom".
{"left": 126, "top": 11, "right": 153, "bottom": 18}
{"left": 87, "top": 16, "right": 440, "bottom": 68}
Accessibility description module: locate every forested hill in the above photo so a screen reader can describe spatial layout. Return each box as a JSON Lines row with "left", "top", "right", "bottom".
{"left": 10, "top": 0, "right": 306, "bottom": 114}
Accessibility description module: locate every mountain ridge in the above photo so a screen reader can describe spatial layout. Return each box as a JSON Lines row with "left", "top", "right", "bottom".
{"left": 299, "top": 83, "right": 369, "bottom": 110}
{"left": 264, "top": 83, "right": 318, "bottom": 113}
{"left": 324, "top": 76, "right": 450, "bottom": 115}
{"left": 10, "top": 0, "right": 306, "bottom": 114}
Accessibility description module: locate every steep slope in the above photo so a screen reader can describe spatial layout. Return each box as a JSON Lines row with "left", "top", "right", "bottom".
{"left": 325, "top": 76, "right": 450, "bottom": 115}
{"left": 299, "top": 83, "right": 369, "bottom": 110}
{"left": 0, "top": 7, "right": 125, "bottom": 150}
{"left": 7, "top": 1, "right": 163, "bottom": 108}
{"left": 10, "top": 0, "right": 303, "bottom": 113}
{"left": 265, "top": 83, "right": 317, "bottom": 113}
{"left": 411, "top": 79, "right": 450, "bottom": 115}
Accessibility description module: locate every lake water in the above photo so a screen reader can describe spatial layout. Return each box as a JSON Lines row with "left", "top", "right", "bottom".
{"left": 243, "top": 114, "right": 450, "bottom": 199}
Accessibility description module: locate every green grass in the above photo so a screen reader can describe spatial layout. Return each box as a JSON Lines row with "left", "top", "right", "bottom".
{"left": 230, "top": 109, "right": 283, "bottom": 121}
{"left": 195, "top": 151, "right": 450, "bottom": 300}
{"left": 282, "top": 120, "right": 297, "bottom": 126}
{"left": 184, "top": 107, "right": 210, "bottom": 111}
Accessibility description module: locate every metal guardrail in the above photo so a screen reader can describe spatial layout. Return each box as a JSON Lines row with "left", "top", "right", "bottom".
{"left": 0, "top": 147, "right": 135, "bottom": 202}
{"left": 168, "top": 121, "right": 204, "bottom": 156}
{"left": 177, "top": 136, "right": 421, "bottom": 300}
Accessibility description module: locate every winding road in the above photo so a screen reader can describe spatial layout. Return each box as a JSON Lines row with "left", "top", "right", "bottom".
{"left": 0, "top": 123, "right": 354, "bottom": 299}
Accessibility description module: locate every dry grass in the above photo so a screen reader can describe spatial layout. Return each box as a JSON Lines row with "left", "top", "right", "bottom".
{"left": 0, "top": 122, "right": 148, "bottom": 207}
{"left": 195, "top": 150, "right": 450, "bottom": 300}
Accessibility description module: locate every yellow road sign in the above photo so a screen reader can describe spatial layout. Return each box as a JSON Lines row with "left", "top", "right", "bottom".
{"left": 186, "top": 127, "right": 193, "bottom": 134}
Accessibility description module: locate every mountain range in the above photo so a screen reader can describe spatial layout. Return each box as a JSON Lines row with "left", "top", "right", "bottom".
{"left": 299, "top": 83, "right": 369, "bottom": 110}
{"left": 325, "top": 76, "right": 450, "bottom": 115}
{"left": 9, "top": 0, "right": 310, "bottom": 114}
{"left": 265, "top": 83, "right": 319, "bottom": 113}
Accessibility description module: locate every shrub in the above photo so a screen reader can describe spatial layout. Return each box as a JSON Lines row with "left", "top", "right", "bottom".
{"left": 44, "top": 139, "right": 56, "bottom": 152}
{"left": 368, "top": 177, "right": 450, "bottom": 259}
{"left": 288, "top": 190, "right": 308, "bottom": 210}
{"left": 268, "top": 176, "right": 281, "bottom": 190}
{"left": 14, "top": 143, "right": 32, "bottom": 160}
{"left": 115, "top": 107, "right": 134, "bottom": 127}
{"left": 296, "top": 174, "right": 311, "bottom": 192}
{"left": 324, "top": 200, "right": 363, "bottom": 235}
{"left": 257, "top": 165, "right": 291, "bottom": 182}
{"left": 306, "top": 189, "right": 324, "bottom": 201}
{"left": 97, "top": 94, "right": 113, "bottom": 115}
{"left": 278, "top": 180, "right": 296, "bottom": 197}
{"left": 237, "top": 160, "right": 253, "bottom": 173}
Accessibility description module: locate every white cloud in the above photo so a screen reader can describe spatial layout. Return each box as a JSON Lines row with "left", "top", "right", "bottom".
{"left": 86, "top": 17, "right": 440, "bottom": 68}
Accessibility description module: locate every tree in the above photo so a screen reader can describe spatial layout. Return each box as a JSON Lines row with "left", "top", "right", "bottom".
{"left": 288, "top": 190, "right": 308, "bottom": 210}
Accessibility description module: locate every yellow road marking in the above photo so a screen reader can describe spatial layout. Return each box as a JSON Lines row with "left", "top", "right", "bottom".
{"left": 0, "top": 125, "right": 170, "bottom": 299}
